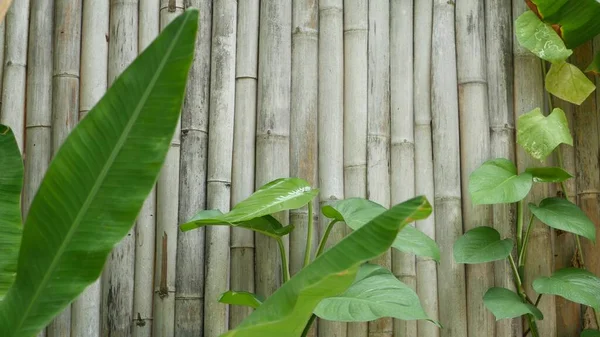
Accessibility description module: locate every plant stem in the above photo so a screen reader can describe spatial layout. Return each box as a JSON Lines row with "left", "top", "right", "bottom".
{"left": 534, "top": 294, "right": 542, "bottom": 307}
{"left": 509, "top": 254, "right": 541, "bottom": 336}
{"left": 301, "top": 314, "right": 317, "bottom": 337}
{"left": 315, "top": 220, "right": 338, "bottom": 257}
{"left": 516, "top": 200, "right": 524, "bottom": 253}
{"left": 303, "top": 200, "right": 315, "bottom": 267}
{"left": 276, "top": 237, "right": 290, "bottom": 283}
{"left": 518, "top": 214, "right": 535, "bottom": 267}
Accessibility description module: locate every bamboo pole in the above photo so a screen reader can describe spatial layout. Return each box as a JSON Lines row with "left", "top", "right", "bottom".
{"left": 203, "top": 1, "right": 236, "bottom": 336}
{"left": 0, "top": 0, "right": 29, "bottom": 150}
{"left": 0, "top": 22, "right": 4, "bottom": 112}
{"left": 131, "top": 1, "right": 159, "bottom": 336}
{"left": 367, "top": 2, "right": 391, "bottom": 337}
{"left": 255, "top": 0, "right": 291, "bottom": 297}
{"left": 230, "top": 0, "right": 259, "bottom": 328}
{"left": 485, "top": 1, "right": 521, "bottom": 336}
{"left": 413, "top": 2, "right": 439, "bottom": 337}
{"left": 456, "top": 2, "right": 495, "bottom": 336}
{"left": 431, "top": 2, "right": 468, "bottom": 336}
{"left": 317, "top": 1, "right": 346, "bottom": 337}
{"left": 101, "top": 1, "right": 138, "bottom": 335}
{"left": 175, "top": 1, "right": 211, "bottom": 335}
{"left": 343, "top": 2, "right": 368, "bottom": 336}
{"left": 390, "top": 1, "right": 416, "bottom": 336}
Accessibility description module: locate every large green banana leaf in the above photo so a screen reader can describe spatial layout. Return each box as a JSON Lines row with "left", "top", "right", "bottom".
{"left": 221, "top": 196, "right": 432, "bottom": 337}
{"left": 0, "top": 125, "right": 23, "bottom": 300}
{"left": 0, "top": 9, "right": 198, "bottom": 336}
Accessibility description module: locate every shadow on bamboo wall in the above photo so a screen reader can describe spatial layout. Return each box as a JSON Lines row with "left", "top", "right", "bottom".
{"left": 0, "top": 0, "right": 598, "bottom": 337}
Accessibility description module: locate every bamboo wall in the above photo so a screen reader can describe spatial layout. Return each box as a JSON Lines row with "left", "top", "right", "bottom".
{"left": 1, "top": 1, "right": 599, "bottom": 336}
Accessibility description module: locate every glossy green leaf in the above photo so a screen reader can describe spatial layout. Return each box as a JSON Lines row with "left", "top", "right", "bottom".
{"left": 529, "top": 197, "right": 596, "bottom": 242}
{"left": 454, "top": 227, "right": 514, "bottom": 264}
{"left": 468, "top": 158, "right": 533, "bottom": 204}
{"left": 219, "top": 291, "right": 264, "bottom": 309}
{"left": 220, "top": 196, "right": 432, "bottom": 337}
{"left": 515, "top": 10, "right": 572, "bottom": 63}
{"left": 0, "top": 125, "right": 23, "bottom": 300}
{"left": 582, "top": 330, "right": 600, "bottom": 337}
{"left": 545, "top": 62, "right": 596, "bottom": 105}
{"left": 314, "top": 264, "right": 436, "bottom": 324}
{"left": 322, "top": 198, "right": 439, "bottom": 261}
{"left": 483, "top": 287, "right": 543, "bottom": 320}
{"left": 517, "top": 108, "right": 573, "bottom": 160}
{"left": 181, "top": 178, "right": 318, "bottom": 232}
{"left": 180, "top": 209, "right": 293, "bottom": 238}
{"left": 525, "top": 167, "right": 572, "bottom": 183}
{"left": 0, "top": 10, "right": 198, "bottom": 336}
{"left": 533, "top": 268, "right": 600, "bottom": 310}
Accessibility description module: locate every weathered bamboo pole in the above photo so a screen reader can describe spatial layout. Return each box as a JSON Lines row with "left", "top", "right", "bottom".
{"left": 413, "top": 2, "right": 439, "bottom": 336}
{"left": 485, "top": 1, "right": 521, "bottom": 336}
{"left": 318, "top": 1, "right": 346, "bottom": 337}
{"left": 131, "top": 1, "right": 159, "bottom": 336}
{"left": 230, "top": 0, "right": 258, "bottom": 328}
{"left": 432, "top": 1, "right": 468, "bottom": 336}
{"left": 456, "top": 2, "right": 494, "bottom": 336}
{"left": 343, "top": 2, "right": 368, "bottom": 336}
{"left": 175, "top": 1, "right": 211, "bottom": 335}
{"left": 101, "top": 1, "right": 138, "bottom": 335}
{"left": 367, "top": 2, "right": 391, "bottom": 336}
{"left": 512, "top": 2, "right": 556, "bottom": 336}
{"left": 390, "top": 1, "right": 416, "bottom": 336}
{"left": 255, "top": 0, "right": 291, "bottom": 297}
{"left": 0, "top": 0, "right": 29, "bottom": 150}
{"left": 0, "top": 22, "right": 4, "bottom": 112}
{"left": 203, "top": 1, "right": 236, "bottom": 336}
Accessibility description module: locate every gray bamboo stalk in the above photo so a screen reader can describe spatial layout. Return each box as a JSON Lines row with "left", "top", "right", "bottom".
{"left": 230, "top": 0, "right": 259, "bottom": 328}
{"left": 317, "top": 1, "right": 346, "bottom": 337}
{"left": 367, "top": 2, "right": 391, "bottom": 336}
{"left": 152, "top": 3, "right": 184, "bottom": 336}
{"left": 432, "top": 2, "right": 468, "bottom": 337}
{"left": 485, "top": 1, "right": 520, "bottom": 336}
{"left": 456, "top": 2, "right": 494, "bottom": 336}
{"left": 0, "top": 0, "right": 29, "bottom": 150}
{"left": 132, "top": 1, "right": 159, "bottom": 336}
{"left": 101, "top": 1, "right": 138, "bottom": 335}
{"left": 343, "top": 2, "right": 368, "bottom": 336}
{"left": 0, "top": 22, "right": 4, "bottom": 112}
{"left": 512, "top": 3, "right": 556, "bottom": 336}
{"left": 175, "top": 1, "right": 211, "bottom": 335}
{"left": 255, "top": 0, "right": 292, "bottom": 297}
{"left": 414, "top": 2, "right": 439, "bottom": 336}
{"left": 390, "top": 1, "right": 416, "bottom": 336}
{"left": 203, "top": 1, "right": 236, "bottom": 336}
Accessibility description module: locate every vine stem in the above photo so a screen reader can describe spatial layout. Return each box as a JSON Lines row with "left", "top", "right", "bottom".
{"left": 518, "top": 214, "right": 535, "bottom": 267}
{"left": 276, "top": 237, "right": 290, "bottom": 283}
{"left": 315, "top": 220, "right": 338, "bottom": 257}
{"left": 509, "top": 254, "right": 540, "bottom": 337}
{"left": 301, "top": 315, "right": 317, "bottom": 337}
{"left": 303, "top": 200, "right": 315, "bottom": 267}
{"left": 517, "top": 200, "right": 524, "bottom": 253}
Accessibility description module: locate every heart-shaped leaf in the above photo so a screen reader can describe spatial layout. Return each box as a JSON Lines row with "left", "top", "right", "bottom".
{"left": 468, "top": 159, "right": 533, "bottom": 205}
{"left": 517, "top": 108, "right": 573, "bottom": 161}
{"left": 483, "top": 287, "right": 543, "bottom": 320}
{"left": 529, "top": 197, "right": 596, "bottom": 242}
{"left": 533, "top": 268, "right": 600, "bottom": 310}
{"left": 180, "top": 210, "right": 293, "bottom": 238}
{"left": 582, "top": 330, "right": 600, "bottom": 337}
{"left": 314, "top": 264, "right": 437, "bottom": 324}
{"left": 219, "top": 291, "right": 264, "bottom": 309}
{"left": 181, "top": 178, "right": 318, "bottom": 231}
{"left": 515, "top": 10, "right": 572, "bottom": 63}
{"left": 525, "top": 167, "right": 572, "bottom": 183}
{"left": 545, "top": 62, "right": 596, "bottom": 105}
{"left": 454, "top": 227, "right": 514, "bottom": 264}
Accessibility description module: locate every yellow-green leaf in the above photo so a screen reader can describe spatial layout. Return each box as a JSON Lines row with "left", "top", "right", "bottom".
{"left": 546, "top": 62, "right": 596, "bottom": 105}
{"left": 517, "top": 108, "right": 573, "bottom": 160}
{"left": 515, "top": 10, "right": 572, "bottom": 64}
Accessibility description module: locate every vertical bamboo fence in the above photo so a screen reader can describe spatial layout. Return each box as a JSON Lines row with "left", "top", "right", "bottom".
{"left": 2, "top": 1, "right": 599, "bottom": 336}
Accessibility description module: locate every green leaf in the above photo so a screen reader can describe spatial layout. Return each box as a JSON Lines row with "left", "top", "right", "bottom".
{"left": 322, "top": 198, "right": 438, "bottom": 261}
{"left": 219, "top": 291, "right": 264, "bottom": 309}
{"left": 545, "top": 62, "right": 596, "bottom": 105}
{"left": 525, "top": 167, "right": 572, "bottom": 183}
{"left": 483, "top": 287, "right": 543, "bottom": 320}
{"left": 586, "top": 52, "right": 600, "bottom": 75}
{"left": 220, "top": 196, "right": 432, "bottom": 337}
{"left": 468, "top": 158, "right": 533, "bottom": 204}
{"left": 582, "top": 330, "right": 600, "bottom": 337}
{"left": 314, "top": 263, "right": 437, "bottom": 324}
{"left": 529, "top": 197, "right": 596, "bottom": 242}
{"left": 0, "top": 125, "right": 23, "bottom": 300}
{"left": 181, "top": 177, "right": 318, "bottom": 231}
{"left": 0, "top": 10, "right": 198, "bottom": 336}
{"left": 517, "top": 108, "right": 573, "bottom": 161}
{"left": 515, "top": 10, "right": 572, "bottom": 63}
{"left": 180, "top": 209, "right": 294, "bottom": 238}
{"left": 533, "top": 268, "right": 600, "bottom": 310}
{"left": 453, "top": 227, "right": 514, "bottom": 264}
